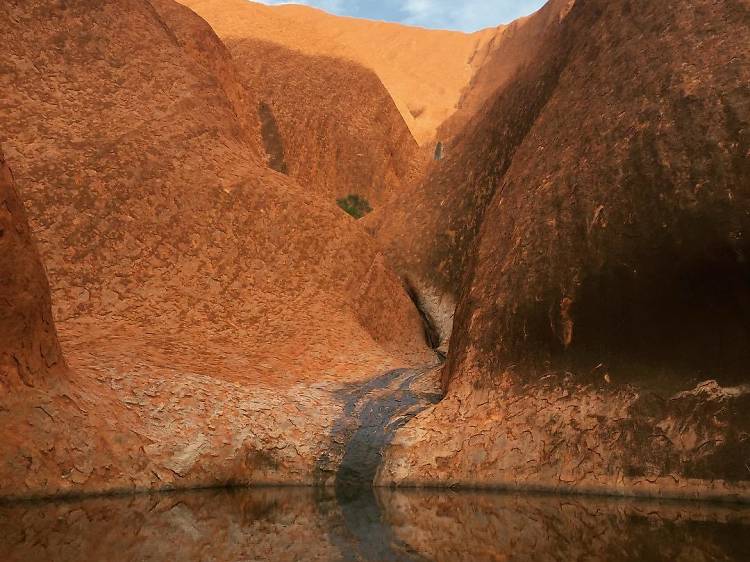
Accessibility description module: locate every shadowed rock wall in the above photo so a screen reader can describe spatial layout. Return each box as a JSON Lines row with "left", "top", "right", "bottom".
{"left": 447, "top": 0, "right": 750, "bottom": 387}
{"left": 0, "top": 147, "right": 64, "bottom": 389}
{"left": 366, "top": 0, "right": 577, "bottom": 347}
{"left": 378, "top": 0, "right": 750, "bottom": 500}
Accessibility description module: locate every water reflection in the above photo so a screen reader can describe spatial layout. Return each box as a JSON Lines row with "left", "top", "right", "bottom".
{"left": 1, "top": 487, "right": 748, "bottom": 561}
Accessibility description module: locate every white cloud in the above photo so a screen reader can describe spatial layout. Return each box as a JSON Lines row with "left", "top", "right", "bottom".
{"left": 403, "top": 0, "right": 545, "bottom": 31}
{"left": 253, "top": 0, "right": 547, "bottom": 31}
{"left": 255, "top": 0, "right": 346, "bottom": 14}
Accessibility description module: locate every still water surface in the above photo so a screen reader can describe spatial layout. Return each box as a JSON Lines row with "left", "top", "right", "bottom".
{"left": 1, "top": 486, "right": 749, "bottom": 561}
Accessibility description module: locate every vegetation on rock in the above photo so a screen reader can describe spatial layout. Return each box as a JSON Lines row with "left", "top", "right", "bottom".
{"left": 336, "top": 194, "right": 372, "bottom": 219}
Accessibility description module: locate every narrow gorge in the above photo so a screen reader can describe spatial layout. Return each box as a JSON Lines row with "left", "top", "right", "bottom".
{"left": 1, "top": 0, "right": 749, "bottom": 560}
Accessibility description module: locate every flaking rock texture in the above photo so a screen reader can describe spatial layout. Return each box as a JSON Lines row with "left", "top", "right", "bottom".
{"left": 0, "top": 0, "right": 431, "bottom": 498}
{"left": 447, "top": 0, "right": 750, "bottom": 386}
{"left": 226, "top": 37, "right": 419, "bottom": 207}
{"left": 437, "top": 0, "right": 575, "bottom": 141}
{"left": 378, "top": 0, "right": 750, "bottom": 499}
{"left": 0, "top": 147, "right": 64, "bottom": 389}
{"left": 178, "top": 0, "right": 501, "bottom": 145}
{"left": 366, "top": 0, "right": 576, "bottom": 347}
{"left": 148, "top": 0, "right": 264, "bottom": 157}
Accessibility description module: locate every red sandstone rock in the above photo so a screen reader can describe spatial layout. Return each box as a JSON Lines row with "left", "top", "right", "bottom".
{"left": 377, "top": 0, "right": 750, "bottom": 499}
{"left": 0, "top": 0, "right": 431, "bottom": 498}
{"left": 0, "top": 147, "right": 65, "bottom": 389}
{"left": 225, "top": 37, "right": 420, "bottom": 208}
{"left": 437, "top": 0, "right": 575, "bottom": 142}
{"left": 366, "top": 0, "right": 578, "bottom": 346}
{"left": 1, "top": 0, "right": 748, "bottom": 505}
{"left": 179, "top": 0, "right": 501, "bottom": 145}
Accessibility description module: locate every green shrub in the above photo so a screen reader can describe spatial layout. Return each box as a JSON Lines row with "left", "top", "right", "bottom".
{"left": 336, "top": 194, "right": 372, "bottom": 219}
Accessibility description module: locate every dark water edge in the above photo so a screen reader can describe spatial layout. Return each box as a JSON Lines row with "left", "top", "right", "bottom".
{"left": 1, "top": 486, "right": 749, "bottom": 562}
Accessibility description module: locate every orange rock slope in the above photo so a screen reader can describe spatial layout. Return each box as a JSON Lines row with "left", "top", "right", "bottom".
{"left": 2, "top": 0, "right": 749, "bottom": 505}
{"left": 0, "top": 0, "right": 432, "bottom": 498}
{"left": 366, "top": 0, "right": 574, "bottom": 347}
{"left": 178, "top": 0, "right": 502, "bottom": 145}
{"left": 227, "top": 36, "right": 420, "bottom": 207}
{"left": 437, "top": 0, "right": 575, "bottom": 141}
{"left": 0, "top": 147, "right": 65, "bottom": 390}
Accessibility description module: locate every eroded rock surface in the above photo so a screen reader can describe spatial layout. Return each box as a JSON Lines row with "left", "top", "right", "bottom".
{"left": 446, "top": 0, "right": 750, "bottom": 385}
{"left": 226, "top": 37, "right": 420, "bottom": 207}
{"left": 365, "top": 0, "right": 576, "bottom": 344}
{"left": 380, "top": 374, "right": 750, "bottom": 500}
{"left": 178, "top": 0, "right": 503, "bottom": 145}
{"left": 1, "top": 0, "right": 748, "bottom": 506}
{"left": 0, "top": 147, "right": 64, "bottom": 390}
{"left": 0, "top": 0, "right": 432, "bottom": 498}
{"left": 377, "top": 0, "right": 750, "bottom": 499}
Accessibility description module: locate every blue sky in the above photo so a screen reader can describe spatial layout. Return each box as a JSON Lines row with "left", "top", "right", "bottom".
{"left": 255, "top": 0, "right": 547, "bottom": 32}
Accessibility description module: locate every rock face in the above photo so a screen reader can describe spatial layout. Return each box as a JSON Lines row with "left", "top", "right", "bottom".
{"left": 447, "top": 0, "right": 750, "bottom": 387}
{"left": 0, "top": 147, "right": 64, "bottom": 389}
{"left": 148, "top": 0, "right": 264, "bottom": 157}
{"left": 367, "top": 0, "right": 577, "bottom": 347}
{"left": 1, "top": 0, "right": 748, "bottom": 505}
{"left": 437, "top": 0, "right": 575, "bottom": 141}
{"left": 178, "top": 0, "right": 501, "bottom": 145}
{"left": 2, "top": 0, "right": 430, "bottom": 377}
{"left": 226, "top": 37, "right": 419, "bottom": 207}
{"left": 0, "top": 0, "right": 432, "bottom": 498}
{"left": 377, "top": 0, "right": 750, "bottom": 499}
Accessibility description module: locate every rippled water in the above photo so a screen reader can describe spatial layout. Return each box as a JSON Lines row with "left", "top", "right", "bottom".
{"left": 1, "top": 487, "right": 749, "bottom": 561}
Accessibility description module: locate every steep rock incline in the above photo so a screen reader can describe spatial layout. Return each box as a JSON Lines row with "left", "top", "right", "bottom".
{"left": 0, "top": 147, "right": 64, "bottom": 389}
{"left": 437, "top": 0, "right": 575, "bottom": 141}
{"left": 1, "top": 0, "right": 429, "bottom": 377}
{"left": 0, "top": 147, "right": 145, "bottom": 499}
{"left": 148, "top": 0, "right": 264, "bottom": 158}
{"left": 379, "top": 0, "right": 750, "bottom": 500}
{"left": 448, "top": 0, "right": 750, "bottom": 386}
{"left": 0, "top": 0, "right": 431, "bottom": 498}
{"left": 179, "top": 0, "right": 499, "bottom": 145}
{"left": 227, "top": 37, "right": 419, "bottom": 207}
{"left": 367, "top": 0, "right": 575, "bottom": 347}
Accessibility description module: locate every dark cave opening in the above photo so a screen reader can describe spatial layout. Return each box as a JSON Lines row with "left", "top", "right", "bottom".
{"left": 571, "top": 240, "right": 750, "bottom": 387}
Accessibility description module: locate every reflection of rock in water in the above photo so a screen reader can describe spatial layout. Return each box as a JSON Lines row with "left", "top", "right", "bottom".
{"left": 1, "top": 487, "right": 749, "bottom": 562}
{"left": 317, "top": 487, "right": 430, "bottom": 562}
{"left": 378, "top": 489, "right": 750, "bottom": 562}
{"left": 314, "top": 367, "right": 441, "bottom": 561}
{"left": 0, "top": 488, "right": 343, "bottom": 562}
